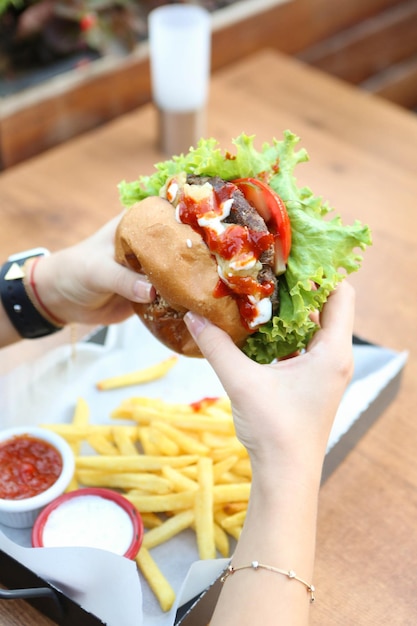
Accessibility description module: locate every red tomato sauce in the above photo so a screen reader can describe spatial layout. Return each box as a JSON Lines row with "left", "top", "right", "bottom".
{"left": 190, "top": 397, "right": 219, "bottom": 412}
{"left": 0, "top": 435, "right": 63, "bottom": 500}
{"left": 177, "top": 182, "right": 275, "bottom": 330}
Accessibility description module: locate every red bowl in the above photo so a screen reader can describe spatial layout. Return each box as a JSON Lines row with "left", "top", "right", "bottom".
{"left": 32, "top": 487, "right": 143, "bottom": 559}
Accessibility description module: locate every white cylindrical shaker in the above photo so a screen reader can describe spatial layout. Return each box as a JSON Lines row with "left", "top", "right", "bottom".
{"left": 148, "top": 5, "right": 211, "bottom": 155}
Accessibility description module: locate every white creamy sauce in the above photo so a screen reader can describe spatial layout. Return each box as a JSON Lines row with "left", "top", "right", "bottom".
{"left": 166, "top": 181, "right": 179, "bottom": 203}
{"left": 228, "top": 253, "right": 257, "bottom": 272}
{"left": 196, "top": 197, "right": 233, "bottom": 235}
{"left": 197, "top": 213, "right": 225, "bottom": 236}
{"left": 42, "top": 495, "right": 134, "bottom": 555}
{"left": 247, "top": 297, "right": 272, "bottom": 329}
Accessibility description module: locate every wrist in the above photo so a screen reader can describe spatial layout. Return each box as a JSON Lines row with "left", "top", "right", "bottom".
{"left": 250, "top": 470, "right": 321, "bottom": 515}
{"left": 249, "top": 447, "right": 325, "bottom": 497}
{"left": 231, "top": 468, "right": 320, "bottom": 595}
{"left": 0, "top": 249, "right": 64, "bottom": 339}
{"left": 24, "top": 256, "right": 66, "bottom": 328}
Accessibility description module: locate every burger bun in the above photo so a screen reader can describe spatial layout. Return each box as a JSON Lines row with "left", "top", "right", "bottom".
{"left": 115, "top": 197, "right": 250, "bottom": 357}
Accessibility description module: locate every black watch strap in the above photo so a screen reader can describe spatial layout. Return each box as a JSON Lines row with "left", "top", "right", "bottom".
{"left": 0, "top": 252, "right": 63, "bottom": 339}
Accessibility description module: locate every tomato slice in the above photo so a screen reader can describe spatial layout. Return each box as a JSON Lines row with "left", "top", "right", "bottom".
{"left": 232, "top": 177, "right": 291, "bottom": 275}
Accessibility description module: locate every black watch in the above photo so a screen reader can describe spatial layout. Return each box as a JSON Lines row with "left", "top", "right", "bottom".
{"left": 0, "top": 248, "right": 63, "bottom": 339}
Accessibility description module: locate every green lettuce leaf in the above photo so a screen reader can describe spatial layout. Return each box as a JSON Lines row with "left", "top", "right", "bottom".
{"left": 118, "top": 130, "right": 372, "bottom": 363}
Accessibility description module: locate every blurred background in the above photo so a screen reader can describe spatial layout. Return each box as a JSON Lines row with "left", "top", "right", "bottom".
{"left": 0, "top": 0, "right": 238, "bottom": 94}
{"left": 1, "top": 0, "right": 417, "bottom": 168}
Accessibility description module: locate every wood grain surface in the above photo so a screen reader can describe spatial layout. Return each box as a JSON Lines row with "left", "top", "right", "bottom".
{"left": 1, "top": 49, "right": 416, "bottom": 624}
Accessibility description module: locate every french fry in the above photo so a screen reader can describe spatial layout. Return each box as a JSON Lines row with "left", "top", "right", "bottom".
{"left": 212, "top": 456, "right": 239, "bottom": 482}
{"left": 131, "top": 406, "right": 195, "bottom": 423}
{"left": 109, "top": 404, "right": 136, "bottom": 420}
{"left": 177, "top": 465, "right": 198, "bottom": 481}
{"left": 218, "top": 509, "right": 246, "bottom": 530}
{"left": 115, "top": 400, "right": 234, "bottom": 434}
{"left": 223, "top": 502, "right": 247, "bottom": 515}
{"left": 194, "top": 457, "right": 216, "bottom": 560}
{"left": 125, "top": 488, "right": 151, "bottom": 497}
{"left": 172, "top": 415, "right": 234, "bottom": 435}
{"left": 142, "top": 510, "right": 195, "bottom": 549}
{"left": 211, "top": 445, "right": 248, "bottom": 462}
{"left": 190, "top": 397, "right": 231, "bottom": 416}
{"left": 214, "top": 522, "right": 230, "bottom": 558}
{"left": 233, "top": 458, "right": 252, "bottom": 479}
{"left": 96, "top": 355, "right": 178, "bottom": 390}
{"left": 147, "top": 426, "right": 180, "bottom": 456}
{"left": 75, "top": 454, "right": 199, "bottom": 472}
{"left": 66, "top": 470, "right": 79, "bottom": 493}
{"left": 42, "top": 424, "right": 138, "bottom": 440}
{"left": 112, "top": 397, "right": 197, "bottom": 423}
{"left": 206, "top": 396, "right": 232, "bottom": 412}
{"left": 112, "top": 427, "right": 139, "bottom": 455}
{"left": 77, "top": 470, "right": 171, "bottom": 493}
{"left": 136, "top": 547, "right": 176, "bottom": 612}
{"left": 161, "top": 465, "right": 198, "bottom": 493}
{"left": 214, "top": 509, "right": 242, "bottom": 542}
{"left": 215, "top": 471, "right": 248, "bottom": 485}
{"left": 86, "top": 433, "right": 119, "bottom": 456}
{"left": 152, "top": 421, "right": 209, "bottom": 456}
{"left": 72, "top": 397, "right": 90, "bottom": 425}
{"left": 213, "top": 483, "right": 251, "bottom": 504}
{"left": 222, "top": 524, "right": 242, "bottom": 541}
{"left": 67, "top": 397, "right": 90, "bottom": 491}
{"left": 201, "top": 432, "right": 238, "bottom": 448}
{"left": 140, "top": 512, "right": 163, "bottom": 529}
{"left": 139, "top": 426, "right": 164, "bottom": 456}
{"left": 126, "top": 490, "right": 196, "bottom": 513}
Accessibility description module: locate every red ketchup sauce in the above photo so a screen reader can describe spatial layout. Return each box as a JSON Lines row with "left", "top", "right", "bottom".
{"left": 0, "top": 435, "right": 63, "bottom": 500}
{"left": 190, "top": 397, "right": 220, "bottom": 411}
{"left": 177, "top": 181, "right": 274, "bottom": 330}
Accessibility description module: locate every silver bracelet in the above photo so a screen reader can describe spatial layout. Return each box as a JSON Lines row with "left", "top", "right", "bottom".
{"left": 220, "top": 560, "right": 315, "bottom": 603}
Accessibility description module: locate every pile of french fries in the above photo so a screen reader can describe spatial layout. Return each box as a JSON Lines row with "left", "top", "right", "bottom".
{"left": 41, "top": 357, "right": 252, "bottom": 613}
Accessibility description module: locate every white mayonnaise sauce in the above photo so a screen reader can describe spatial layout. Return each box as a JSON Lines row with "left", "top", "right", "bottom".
{"left": 166, "top": 180, "right": 179, "bottom": 203}
{"left": 228, "top": 253, "right": 258, "bottom": 272}
{"left": 197, "top": 197, "right": 233, "bottom": 236}
{"left": 41, "top": 495, "right": 134, "bottom": 555}
{"left": 247, "top": 296, "right": 272, "bottom": 329}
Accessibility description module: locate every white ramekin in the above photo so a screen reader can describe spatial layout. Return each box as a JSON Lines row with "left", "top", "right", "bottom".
{"left": 32, "top": 487, "right": 144, "bottom": 559}
{"left": 0, "top": 426, "right": 75, "bottom": 528}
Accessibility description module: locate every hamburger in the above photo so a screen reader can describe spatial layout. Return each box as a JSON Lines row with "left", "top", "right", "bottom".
{"left": 116, "top": 131, "right": 371, "bottom": 363}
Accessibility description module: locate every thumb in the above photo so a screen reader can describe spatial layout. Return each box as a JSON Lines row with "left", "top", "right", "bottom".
{"left": 184, "top": 312, "right": 250, "bottom": 390}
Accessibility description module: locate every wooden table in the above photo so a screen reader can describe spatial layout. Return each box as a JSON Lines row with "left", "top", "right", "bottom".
{"left": 1, "top": 49, "right": 416, "bottom": 624}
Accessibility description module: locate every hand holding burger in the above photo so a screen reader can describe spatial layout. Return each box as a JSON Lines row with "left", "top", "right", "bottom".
{"left": 116, "top": 131, "right": 371, "bottom": 363}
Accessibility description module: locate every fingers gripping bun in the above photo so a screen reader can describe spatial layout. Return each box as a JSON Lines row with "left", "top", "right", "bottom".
{"left": 115, "top": 197, "right": 249, "bottom": 357}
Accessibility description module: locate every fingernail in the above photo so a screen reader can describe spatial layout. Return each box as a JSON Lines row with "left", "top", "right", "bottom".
{"left": 184, "top": 311, "right": 207, "bottom": 339}
{"left": 133, "top": 279, "right": 155, "bottom": 302}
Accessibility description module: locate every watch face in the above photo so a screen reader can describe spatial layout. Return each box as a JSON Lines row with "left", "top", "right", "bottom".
{"left": 8, "top": 248, "right": 50, "bottom": 263}
{"left": 4, "top": 263, "right": 26, "bottom": 281}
